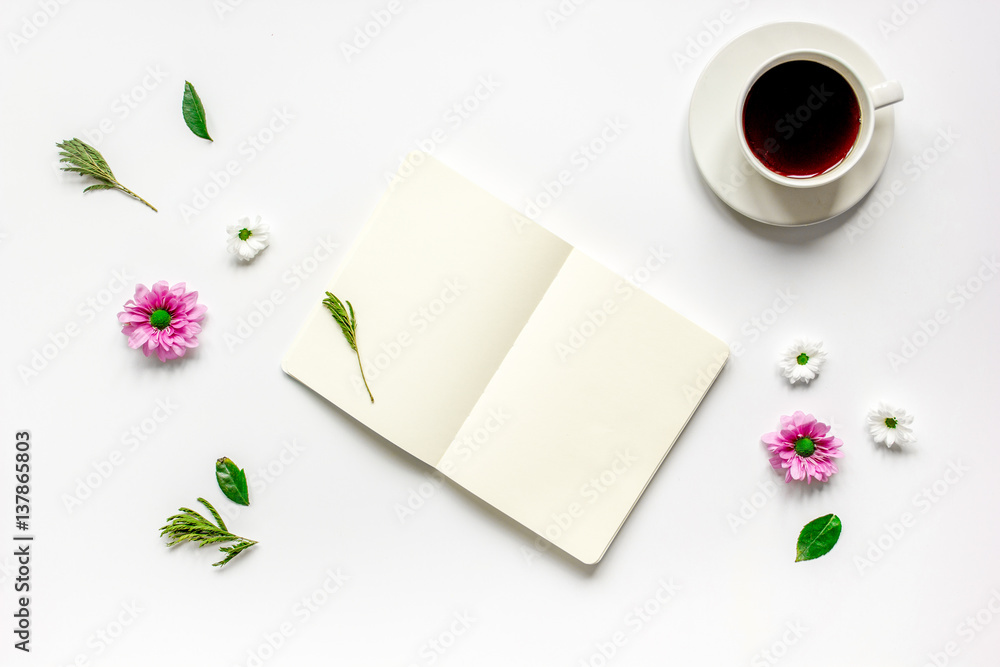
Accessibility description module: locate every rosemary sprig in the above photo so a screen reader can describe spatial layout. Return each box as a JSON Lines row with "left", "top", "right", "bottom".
{"left": 56, "top": 138, "right": 157, "bottom": 212}
{"left": 322, "top": 292, "right": 374, "bottom": 403}
{"left": 160, "top": 497, "right": 257, "bottom": 567}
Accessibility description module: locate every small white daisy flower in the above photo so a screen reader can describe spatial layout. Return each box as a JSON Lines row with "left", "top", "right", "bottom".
{"left": 778, "top": 338, "right": 827, "bottom": 384}
{"left": 227, "top": 215, "right": 270, "bottom": 261}
{"left": 867, "top": 402, "right": 915, "bottom": 448}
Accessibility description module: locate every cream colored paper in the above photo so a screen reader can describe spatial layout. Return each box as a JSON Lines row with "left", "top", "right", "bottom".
{"left": 283, "top": 153, "right": 729, "bottom": 563}
{"left": 437, "top": 248, "right": 730, "bottom": 563}
{"left": 282, "top": 155, "right": 572, "bottom": 465}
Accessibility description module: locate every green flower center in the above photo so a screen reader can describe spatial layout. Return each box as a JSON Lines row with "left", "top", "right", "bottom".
{"left": 238, "top": 228, "right": 253, "bottom": 241}
{"left": 884, "top": 417, "right": 898, "bottom": 429}
{"left": 796, "top": 353, "right": 810, "bottom": 365}
{"left": 149, "top": 308, "right": 172, "bottom": 330}
{"left": 794, "top": 437, "right": 816, "bottom": 457}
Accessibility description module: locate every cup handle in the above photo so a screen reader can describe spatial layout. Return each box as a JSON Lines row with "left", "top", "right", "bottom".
{"left": 870, "top": 80, "right": 904, "bottom": 109}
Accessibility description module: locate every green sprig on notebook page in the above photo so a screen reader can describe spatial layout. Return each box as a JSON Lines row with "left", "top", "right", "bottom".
{"left": 322, "top": 292, "right": 374, "bottom": 403}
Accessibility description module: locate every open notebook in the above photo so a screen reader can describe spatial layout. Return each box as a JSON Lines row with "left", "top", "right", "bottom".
{"left": 282, "top": 153, "right": 729, "bottom": 564}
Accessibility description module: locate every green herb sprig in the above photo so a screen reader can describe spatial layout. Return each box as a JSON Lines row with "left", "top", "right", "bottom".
{"left": 56, "top": 138, "right": 157, "bottom": 212}
{"left": 160, "top": 497, "right": 257, "bottom": 567}
{"left": 322, "top": 292, "right": 374, "bottom": 403}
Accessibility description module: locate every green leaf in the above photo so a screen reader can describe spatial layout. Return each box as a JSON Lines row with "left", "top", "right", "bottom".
{"left": 182, "top": 81, "right": 213, "bottom": 141}
{"left": 795, "top": 513, "right": 842, "bottom": 562}
{"left": 216, "top": 457, "right": 250, "bottom": 506}
{"left": 55, "top": 138, "right": 157, "bottom": 211}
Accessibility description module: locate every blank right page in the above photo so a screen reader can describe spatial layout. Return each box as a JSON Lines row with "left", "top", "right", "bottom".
{"left": 436, "top": 247, "right": 729, "bottom": 564}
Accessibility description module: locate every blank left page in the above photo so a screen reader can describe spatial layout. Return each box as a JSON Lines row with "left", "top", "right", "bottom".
{"left": 282, "top": 154, "right": 572, "bottom": 465}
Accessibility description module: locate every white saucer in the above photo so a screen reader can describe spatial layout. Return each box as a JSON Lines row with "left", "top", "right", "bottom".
{"left": 689, "top": 22, "right": 896, "bottom": 226}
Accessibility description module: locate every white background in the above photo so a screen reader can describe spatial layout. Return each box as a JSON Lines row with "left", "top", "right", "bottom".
{"left": 1, "top": 1, "right": 998, "bottom": 665}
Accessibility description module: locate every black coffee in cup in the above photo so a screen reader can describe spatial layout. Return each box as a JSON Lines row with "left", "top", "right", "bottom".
{"left": 742, "top": 60, "right": 861, "bottom": 179}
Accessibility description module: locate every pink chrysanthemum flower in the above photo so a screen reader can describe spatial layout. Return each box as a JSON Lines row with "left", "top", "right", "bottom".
{"left": 762, "top": 411, "right": 843, "bottom": 484}
{"left": 117, "top": 281, "right": 206, "bottom": 362}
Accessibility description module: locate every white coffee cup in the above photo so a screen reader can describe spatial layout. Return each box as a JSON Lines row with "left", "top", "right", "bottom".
{"left": 735, "top": 49, "right": 903, "bottom": 188}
